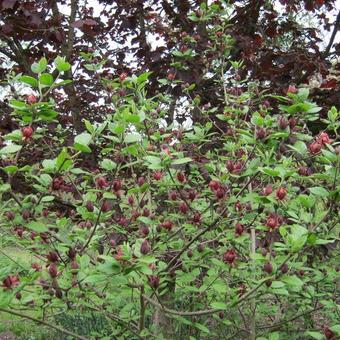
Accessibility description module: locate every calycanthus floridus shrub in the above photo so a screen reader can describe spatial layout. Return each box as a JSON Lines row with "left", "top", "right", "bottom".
{"left": 0, "top": 57, "right": 339, "bottom": 340}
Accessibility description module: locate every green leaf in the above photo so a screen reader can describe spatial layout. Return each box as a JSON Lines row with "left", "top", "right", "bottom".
{"left": 0, "top": 144, "right": 22, "bottom": 155}
{"left": 330, "top": 325, "right": 340, "bottom": 336}
{"left": 271, "top": 281, "right": 286, "bottom": 289}
{"left": 53, "top": 79, "right": 72, "bottom": 87}
{"left": 124, "top": 133, "right": 141, "bottom": 144}
{"left": 54, "top": 56, "right": 71, "bottom": 72}
{"left": 42, "top": 159, "right": 57, "bottom": 172}
{"left": 289, "top": 141, "right": 307, "bottom": 155}
{"left": 3, "top": 130, "right": 22, "bottom": 141}
{"left": 137, "top": 71, "right": 153, "bottom": 84}
{"left": 282, "top": 275, "right": 303, "bottom": 290}
{"left": 124, "top": 113, "right": 140, "bottom": 123}
{"left": 171, "top": 157, "right": 192, "bottom": 165}
{"left": 210, "top": 302, "right": 227, "bottom": 310}
{"left": 38, "top": 109, "right": 58, "bottom": 121}
{"left": 260, "top": 167, "right": 280, "bottom": 177}
{"left": 3, "top": 165, "right": 18, "bottom": 175}
{"left": 287, "top": 225, "right": 308, "bottom": 252}
{"left": 100, "top": 159, "right": 117, "bottom": 171}
{"left": 41, "top": 195, "right": 55, "bottom": 202}
{"left": 194, "top": 323, "right": 210, "bottom": 334}
{"left": 9, "top": 100, "right": 27, "bottom": 110}
{"left": 74, "top": 132, "right": 92, "bottom": 153}
{"left": 84, "top": 119, "right": 94, "bottom": 133}
{"left": 305, "top": 331, "right": 324, "bottom": 340}
{"left": 31, "top": 57, "right": 47, "bottom": 74}
{"left": 39, "top": 73, "right": 54, "bottom": 86}
{"left": 269, "top": 332, "right": 280, "bottom": 340}
{"left": 309, "top": 187, "right": 329, "bottom": 197}
{"left": 20, "top": 75, "right": 38, "bottom": 87}
{"left": 26, "top": 221, "right": 49, "bottom": 232}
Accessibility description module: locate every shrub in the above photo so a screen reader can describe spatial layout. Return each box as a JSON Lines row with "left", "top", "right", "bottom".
{"left": 0, "top": 57, "right": 339, "bottom": 339}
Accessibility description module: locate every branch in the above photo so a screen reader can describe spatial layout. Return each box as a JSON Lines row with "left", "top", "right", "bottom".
{"left": 142, "top": 294, "right": 218, "bottom": 316}
{"left": 323, "top": 10, "right": 340, "bottom": 58}
{"left": 0, "top": 307, "right": 88, "bottom": 340}
{"left": 258, "top": 306, "right": 323, "bottom": 330}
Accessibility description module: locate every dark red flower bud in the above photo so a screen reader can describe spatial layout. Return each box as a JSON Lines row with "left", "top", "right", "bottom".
{"left": 209, "top": 180, "right": 220, "bottom": 191}
{"left": 2, "top": 275, "right": 19, "bottom": 289}
{"left": 179, "top": 202, "right": 189, "bottom": 214}
{"left": 169, "top": 191, "right": 178, "bottom": 200}
{"left": 140, "top": 239, "right": 151, "bottom": 255}
{"left": 153, "top": 171, "right": 163, "bottom": 181}
{"left": 47, "top": 251, "right": 59, "bottom": 263}
{"left": 280, "top": 263, "right": 289, "bottom": 274}
{"left": 26, "top": 94, "right": 37, "bottom": 104}
{"left": 288, "top": 117, "right": 297, "bottom": 129}
{"left": 113, "top": 179, "right": 122, "bottom": 192}
{"left": 256, "top": 128, "right": 267, "bottom": 140}
{"left": 276, "top": 187, "right": 287, "bottom": 200}
{"left": 70, "top": 260, "right": 79, "bottom": 271}
{"left": 215, "top": 188, "right": 225, "bottom": 199}
{"left": 188, "top": 189, "right": 197, "bottom": 201}
{"left": 119, "top": 72, "right": 127, "bottom": 82}
{"left": 86, "top": 201, "right": 94, "bottom": 212}
{"left": 31, "top": 262, "right": 42, "bottom": 271}
{"left": 235, "top": 223, "right": 244, "bottom": 236}
{"left": 317, "top": 132, "right": 331, "bottom": 145}
{"left": 234, "top": 161, "right": 243, "bottom": 173}
{"left": 309, "top": 142, "right": 322, "bottom": 154}
{"left": 142, "top": 208, "right": 150, "bottom": 217}
{"left": 137, "top": 177, "right": 145, "bottom": 186}
{"left": 167, "top": 73, "right": 175, "bottom": 81}
{"left": 68, "top": 248, "right": 76, "bottom": 259}
{"left": 226, "top": 160, "right": 234, "bottom": 173}
{"left": 55, "top": 288, "right": 63, "bottom": 299}
{"left": 278, "top": 116, "right": 289, "bottom": 129}
{"left": 193, "top": 212, "right": 201, "bottom": 223}
{"left": 5, "top": 211, "right": 15, "bottom": 221}
{"left": 223, "top": 249, "right": 236, "bottom": 265}
{"left": 298, "top": 166, "right": 309, "bottom": 176}
{"left": 287, "top": 85, "right": 297, "bottom": 94}
{"left": 235, "top": 201, "right": 242, "bottom": 211}
{"left": 163, "top": 220, "right": 173, "bottom": 231}
{"left": 22, "top": 210, "right": 30, "bottom": 220}
{"left": 263, "top": 262, "right": 273, "bottom": 274}
{"left": 148, "top": 275, "right": 160, "bottom": 289}
{"left": 187, "top": 249, "right": 193, "bottom": 258}
{"left": 197, "top": 243, "right": 204, "bottom": 252}
{"left": 265, "top": 279, "right": 272, "bottom": 287}
{"left": 177, "top": 172, "right": 186, "bottom": 183}
{"left": 96, "top": 176, "right": 109, "bottom": 189}
{"left": 22, "top": 126, "right": 34, "bottom": 139}
{"left": 101, "top": 200, "right": 110, "bottom": 212}
{"left": 52, "top": 178, "right": 62, "bottom": 190}
{"left": 48, "top": 263, "right": 58, "bottom": 278}
{"left": 263, "top": 185, "right": 273, "bottom": 196}
{"left": 266, "top": 214, "right": 280, "bottom": 229}
{"left": 141, "top": 226, "right": 150, "bottom": 236}
{"left": 128, "top": 196, "right": 134, "bottom": 205}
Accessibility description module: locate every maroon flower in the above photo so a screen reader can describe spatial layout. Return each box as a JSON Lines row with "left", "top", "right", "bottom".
{"left": 223, "top": 249, "right": 236, "bottom": 265}
{"left": 276, "top": 187, "right": 287, "bottom": 200}
{"left": 140, "top": 239, "right": 151, "bottom": 255}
